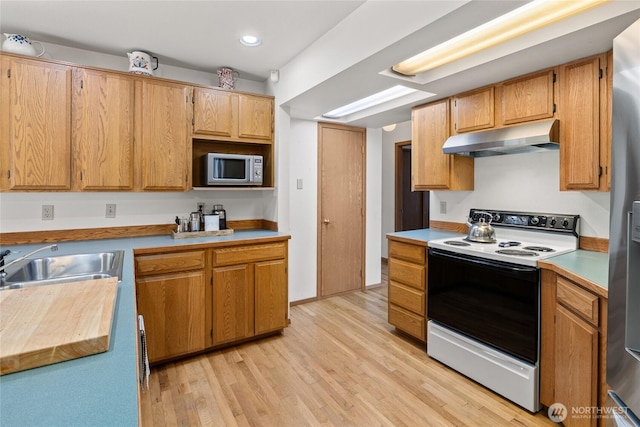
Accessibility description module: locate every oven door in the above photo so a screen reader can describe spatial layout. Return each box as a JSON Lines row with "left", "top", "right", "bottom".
{"left": 428, "top": 248, "right": 540, "bottom": 364}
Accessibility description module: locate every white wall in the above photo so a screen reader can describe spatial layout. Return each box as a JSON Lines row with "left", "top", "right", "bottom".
{"left": 287, "top": 119, "right": 382, "bottom": 302}
{"left": 380, "top": 121, "right": 610, "bottom": 258}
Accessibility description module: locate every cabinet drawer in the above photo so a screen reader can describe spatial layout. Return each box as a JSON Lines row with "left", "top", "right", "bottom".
{"left": 557, "top": 276, "right": 599, "bottom": 326}
{"left": 389, "top": 281, "right": 425, "bottom": 315}
{"left": 212, "top": 242, "right": 286, "bottom": 266}
{"left": 388, "top": 258, "right": 425, "bottom": 290}
{"left": 135, "top": 250, "right": 206, "bottom": 276}
{"left": 388, "top": 241, "right": 425, "bottom": 264}
{"left": 389, "top": 304, "right": 425, "bottom": 341}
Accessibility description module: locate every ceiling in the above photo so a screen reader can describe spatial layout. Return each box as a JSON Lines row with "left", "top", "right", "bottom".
{"left": 2, "top": 0, "right": 640, "bottom": 128}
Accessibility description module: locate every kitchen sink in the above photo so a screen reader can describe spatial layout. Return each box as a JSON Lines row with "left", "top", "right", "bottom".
{"left": 0, "top": 251, "right": 124, "bottom": 291}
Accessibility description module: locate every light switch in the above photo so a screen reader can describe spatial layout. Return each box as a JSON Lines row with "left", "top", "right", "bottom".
{"left": 296, "top": 179, "right": 303, "bottom": 190}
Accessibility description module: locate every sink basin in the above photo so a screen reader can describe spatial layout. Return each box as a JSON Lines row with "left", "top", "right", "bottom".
{"left": 0, "top": 251, "right": 124, "bottom": 291}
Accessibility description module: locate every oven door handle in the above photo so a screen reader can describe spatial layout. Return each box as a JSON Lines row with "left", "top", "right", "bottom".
{"left": 428, "top": 248, "right": 539, "bottom": 273}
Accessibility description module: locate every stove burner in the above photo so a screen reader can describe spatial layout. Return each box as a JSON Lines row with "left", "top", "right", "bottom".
{"left": 495, "top": 249, "right": 539, "bottom": 257}
{"left": 522, "top": 246, "right": 555, "bottom": 253}
{"left": 444, "top": 240, "right": 471, "bottom": 247}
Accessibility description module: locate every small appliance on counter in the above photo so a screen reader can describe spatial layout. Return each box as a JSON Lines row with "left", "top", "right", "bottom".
{"left": 172, "top": 205, "right": 232, "bottom": 239}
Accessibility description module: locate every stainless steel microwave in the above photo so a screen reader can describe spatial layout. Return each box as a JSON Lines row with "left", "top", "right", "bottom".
{"left": 203, "top": 153, "right": 263, "bottom": 186}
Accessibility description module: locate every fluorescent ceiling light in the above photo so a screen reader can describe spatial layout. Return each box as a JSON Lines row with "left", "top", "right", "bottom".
{"left": 392, "top": 0, "right": 609, "bottom": 76}
{"left": 240, "top": 35, "right": 261, "bottom": 46}
{"left": 323, "top": 85, "right": 417, "bottom": 119}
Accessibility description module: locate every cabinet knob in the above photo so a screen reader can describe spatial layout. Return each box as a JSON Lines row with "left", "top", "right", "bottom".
{"left": 323, "top": 219, "right": 330, "bottom": 224}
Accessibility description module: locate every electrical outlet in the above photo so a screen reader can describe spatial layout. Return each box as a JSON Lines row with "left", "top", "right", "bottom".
{"left": 42, "top": 205, "right": 54, "bottom": 220}
{"left": 197, "top": 202, "right": 205, "bottom": 211}
{"left": 440, "top": 201, "right": 447, "bottom": 214}
{"left": 105, "top": 204, "right": 116, "bottom": 218}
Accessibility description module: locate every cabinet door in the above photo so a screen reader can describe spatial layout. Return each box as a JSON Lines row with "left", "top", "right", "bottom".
{"left": 138, "top": 79, "right": 191, "bottom": 191}
{"left": 192, "top": 88, "right": 233, "bottom": 138}
{"left": 555, "top": 305, "right": 598, "bottom": 427}
{"left": 558, "top": 55, "right": 602, "bottom": 190}
{"left": 212, "top": 263, "right": 254, "bottom": 345}
{"left": 238, "top": 94, "right": 273, "bottom": 142}
{"left": 255, "top": 259, "right": 288, "bottom": 335}
{"left": 452, "top": 87, "right": 494, "bottom": 133}
{"left": 136, "top": 270, "right": 206, "bottom": 363}
{"left": 72, "top": 68, "right": 134, "bottom": 190}
{"left": 1, "top": 56, "right": 71, "bottom": 190}
{"left": 500, "top": 69, "right": 555, "bottom": 125}
{"left": 411, "top": 100, "right": 474, "bottom": 191}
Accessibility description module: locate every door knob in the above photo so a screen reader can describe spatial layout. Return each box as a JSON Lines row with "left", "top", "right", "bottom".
{"left": 323, "top": 219, "right": 330, "bottom": 224}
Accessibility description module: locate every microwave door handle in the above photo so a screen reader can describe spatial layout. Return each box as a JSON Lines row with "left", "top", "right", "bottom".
{"left": 429, "top": 248, "right": 538, "bottom": 273}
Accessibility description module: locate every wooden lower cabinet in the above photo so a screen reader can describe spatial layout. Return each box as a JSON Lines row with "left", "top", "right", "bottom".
{"left": 134, "top": 238, "right": 289, "bottom": 364}
{"left": 211, "top": 242, "right": 289, "bottom": 346}
{"left": 540, "top": 268, "right": 608, "bottom": 427}
{"left": 135, "top": 250, "right": 207, "bottom": 363}
{"left": 387, "top": 238, "right": 427, "bottom": 341}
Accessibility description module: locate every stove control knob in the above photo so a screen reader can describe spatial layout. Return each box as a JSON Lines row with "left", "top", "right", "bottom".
{"left": 550, "top": 218, "right": 557, "bottom": 227}
{"left": 562, "top": 218, "right": 570, "bottom": 227}
{"left": 531, "top": 217, "right": 540, "bottom": 225}
{"left": 493, "top": 214, "right": 501, "bottom": 222}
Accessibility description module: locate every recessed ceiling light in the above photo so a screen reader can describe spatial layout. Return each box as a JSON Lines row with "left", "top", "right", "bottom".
{"left": 323, "top": 85, "right": 418, "bottom": 119}
{"left": 240, "top": 35, "right": 261, "bottom": 47}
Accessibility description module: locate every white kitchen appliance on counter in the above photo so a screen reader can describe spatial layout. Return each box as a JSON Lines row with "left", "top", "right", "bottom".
{"left": 427, "top": 208, "right": 579, "bottom": 412}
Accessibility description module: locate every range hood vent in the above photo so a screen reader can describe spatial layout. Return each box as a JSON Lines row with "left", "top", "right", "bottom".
{"left": 443, "top": 119, "right": 559, "bottom": 157}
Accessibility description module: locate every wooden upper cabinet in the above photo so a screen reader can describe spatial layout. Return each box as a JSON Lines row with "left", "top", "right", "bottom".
{"left": 192, "top": 87, "right": 233, "bottom": 138}
{"left": 192, "top": 89, "right": 274, "bottom": 143}
{"left": 498, "top": 69, "right": 556, "bottom": 125}
{"left": 72, "top": 68, "right": 134, "bottom": 191}
{"left": 137, "top": 79, "right": 192, "bottom": 191}
{"left": 238, "top": 94, "right": 273, "bottom": 142}
{"left": 558, "top": 54, "right": 605, "bottom": 191}
{"left": 452, "top": 87, "right": 494, "bottom": 133}
{"left": 0, "top": 55, "right": 72, "bottom": 190}
{"left": 411, "top": 99, "right": 473, "bottom": 191}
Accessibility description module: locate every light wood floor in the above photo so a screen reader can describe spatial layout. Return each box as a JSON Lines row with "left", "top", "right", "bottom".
{"left": 140, "top": 270, "right": 556, "bottom": 427}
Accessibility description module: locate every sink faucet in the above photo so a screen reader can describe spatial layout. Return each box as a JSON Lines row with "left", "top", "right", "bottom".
{"left": 0, "top": 244, "right": 58, "bottom": 275}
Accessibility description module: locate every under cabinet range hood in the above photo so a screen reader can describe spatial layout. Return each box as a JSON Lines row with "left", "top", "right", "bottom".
{"left": 442, "top": 119, "right": 559, "bottom": 157}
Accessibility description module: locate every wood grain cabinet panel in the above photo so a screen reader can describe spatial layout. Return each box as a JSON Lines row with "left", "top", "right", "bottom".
{"left": 137, "top": 79, "right": 191, "bottom": 191}
{"left": 254, "top": 259, "right": 288, "bottom": 335}
{"left": 0, "top": 54, "right": 72, "bottom": 190}
{"left": 71, "top": 68, "right": 134, "bottom": 190}
{"left": 411, "top": 99, "right": 474, "bottom": 191}
{"left": 212, "top": 263, "right": 255, "bottom": 345}
{"left": 136, "top": 270, "right": 206, "bottom": 363}
{"left": 387, "top": 238, "right": 428, "bottom": 341}
{"left": 238, "top": 94, "right": 273, "bottom": 142}
{"left": 499, "top": 69, "right": 555, "bottom": 125}
{"left": 192, "top": 88, "right": 233, "bottom": 138}
{"left": 135, "top": 250, "right": 206, "bottom": 276}
{"left": 452, "top": 86, "right": 494, "bottom": 133}
{"left": 540, "top": 269, "right": 607, "bottom": 427}
{"left": 558, "top": 54, "right": 607, "bottom": 191}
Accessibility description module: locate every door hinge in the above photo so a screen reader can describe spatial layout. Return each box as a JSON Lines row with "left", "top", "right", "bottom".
{"left": 552, "top": 72, "right": 556, "bottom": 83}
{"left": 6, "top": 170, "right": 10, "bottom": 179}
{"left": 599, "top": 69, "right": 603, "bottom": 79}
{"left": 80, "top": 171, "right": 83, "bottom": 181}
{"left": 192, "top": 117, "right": 195, "bottom": 126}
{"left": 553, "top": 104, "right": 556, "bottom": 114}
{"left": 80, "top": 79, "right": 84, "bottom": 89}
{"left": 7, "top": 69, "right": 11, "bottom": 78}
{"left": 210, "top": 277, "right": 213, "bottom": 286}
{"left": 210, "top": 329, "right": 213, "bottom": 339}
{"left": 599, "top": 166, "right": 603, "bottom": 177}
{"left": 454, "top": 123, "right": 457, "bottom": 131}
{"left": 454, "top": 100, "right": 457, "bottom": 107}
